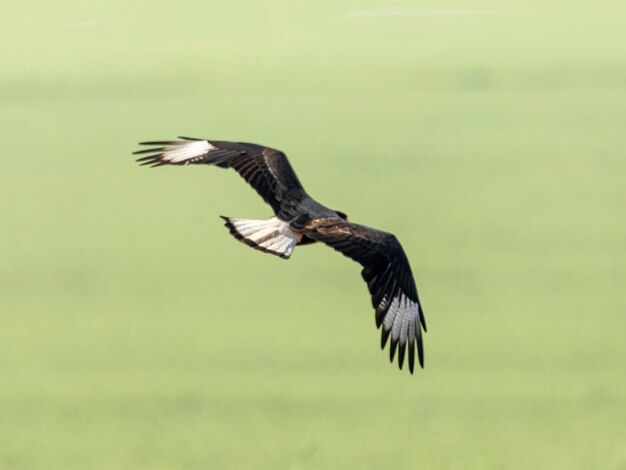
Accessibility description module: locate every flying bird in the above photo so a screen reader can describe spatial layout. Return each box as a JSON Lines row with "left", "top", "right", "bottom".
{"left": 134, "top": 137, "right": 427, "bottom": 373}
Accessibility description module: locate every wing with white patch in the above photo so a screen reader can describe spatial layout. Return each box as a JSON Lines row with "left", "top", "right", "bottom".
{"left": 133, "top": 137, "right": 306, "bottom": 216}
{"left": 220, "top": 216, "right": 297, "bottom": 260}
{"left": 309, "top": 221, "right": 426, "bottom": 373}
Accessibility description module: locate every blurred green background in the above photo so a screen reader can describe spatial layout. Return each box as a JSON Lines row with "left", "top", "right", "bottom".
{"left": 1, "top": 0, "right": 625, "bottom": 468}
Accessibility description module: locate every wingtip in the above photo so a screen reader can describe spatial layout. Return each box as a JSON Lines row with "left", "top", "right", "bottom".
{"left": 408, "top": 344, "right": 423, "bottom": 374}
{"left": 417, "top": 335, "right": 425, "bottom": 369}
{"left": 389, "top": 338, "right": 398, "bottom": 363}
{"left": 397, "top": 342, "right": 407, "bottom": 370}
{"left": 380, "top": 328, "right": 391, "bottom": 350}
{"left": 421, "top": 309, "right": 428, "bottom": 333}
{"left": 138, "top": 141, "right": 171, "bottom": 146}
{"left": 136, "top": 154, "right": 163, "bottom": 163}
{"left": 133, "top": 147, "right": 164, "bottom": 155}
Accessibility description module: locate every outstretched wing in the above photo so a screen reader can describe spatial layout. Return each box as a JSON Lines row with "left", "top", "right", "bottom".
{"left": 309, "top": 221, "right": 426, "bottom": 373}
{"left": 133, "top": 137, "right": 305, "bottom": 216}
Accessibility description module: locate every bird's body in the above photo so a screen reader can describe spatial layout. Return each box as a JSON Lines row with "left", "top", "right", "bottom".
{"left": 134, "top": 137, "right": 427, "bottom": 373}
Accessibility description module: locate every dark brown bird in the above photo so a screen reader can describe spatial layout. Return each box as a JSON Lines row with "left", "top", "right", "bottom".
{"left": 134, "top": 137, "right": 427, "bottom": 373}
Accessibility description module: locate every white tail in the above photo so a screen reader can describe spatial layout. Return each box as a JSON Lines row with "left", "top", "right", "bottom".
{"left": 221, "top": 216, "right": 297, "bottom": 259}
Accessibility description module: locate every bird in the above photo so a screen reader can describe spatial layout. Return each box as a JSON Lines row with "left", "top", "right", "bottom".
{"left": 133, "top": 137, "right": 427, "bottom": 373}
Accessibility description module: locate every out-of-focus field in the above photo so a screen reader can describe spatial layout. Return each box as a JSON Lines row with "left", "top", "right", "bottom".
{"left": 1, "top": 1, "right": 625, "bottom": 468}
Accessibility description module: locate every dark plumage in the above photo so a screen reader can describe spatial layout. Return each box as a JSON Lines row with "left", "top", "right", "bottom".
{"left": 134, "top": 137, "right": 427, "bottom": 373}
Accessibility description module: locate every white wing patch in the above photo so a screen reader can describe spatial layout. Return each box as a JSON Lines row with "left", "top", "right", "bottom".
{"left": 383, "top": 293, "right": 421, "bottom": 348}
{"left": 161, "top": 140, "right": 215, "bottom": 163}
{"left": 224, "top": 216, "right": 298, "bottom": 259}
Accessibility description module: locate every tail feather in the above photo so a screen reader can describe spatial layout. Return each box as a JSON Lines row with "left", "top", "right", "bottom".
{"left": 221, "top": 216, "right": 297, "bottom": 259}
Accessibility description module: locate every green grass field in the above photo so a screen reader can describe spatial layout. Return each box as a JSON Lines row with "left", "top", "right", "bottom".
{"left": 2, "top": 1, "right": 625, "bottom": 468}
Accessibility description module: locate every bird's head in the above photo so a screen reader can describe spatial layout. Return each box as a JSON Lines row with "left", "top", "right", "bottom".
{"left": 335, "top": 210, "right": 349, "bottom": 221}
